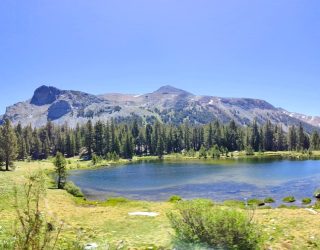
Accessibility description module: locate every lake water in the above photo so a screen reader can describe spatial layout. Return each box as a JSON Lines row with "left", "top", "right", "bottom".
{"left": 69, "top": 158, "right": 320, "bottom": 204}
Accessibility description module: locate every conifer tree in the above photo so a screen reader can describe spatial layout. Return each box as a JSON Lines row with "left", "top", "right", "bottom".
{"left": 54, "top": 152, "right": 67, "bottom": 189}
{"left": 288, "top": 126, "right": 297, "bottom": 151}
{"left": 0, "top": 119, "right": 18, "bottom": 170}
{"left": 85, "top": 120, "right": 94, "bottom": 158}
{"left": 311, "top": 131, "right": 320, "bottom": 150}
{"left": 94, "top": 121, "right": 105, "bottom": 156}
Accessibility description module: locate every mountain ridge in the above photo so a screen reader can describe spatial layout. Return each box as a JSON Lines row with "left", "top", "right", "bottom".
{"left": 1, "top": 85, "right": 319, "bottom": 132}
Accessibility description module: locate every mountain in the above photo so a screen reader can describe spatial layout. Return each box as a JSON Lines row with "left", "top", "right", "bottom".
{"left": 1, "top": 85, "right": 319, "bottom": 132}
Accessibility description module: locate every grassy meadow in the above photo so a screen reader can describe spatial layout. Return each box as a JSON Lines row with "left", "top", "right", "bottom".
{"left": 1, "top": 153, "right": 320, "bottom": 249}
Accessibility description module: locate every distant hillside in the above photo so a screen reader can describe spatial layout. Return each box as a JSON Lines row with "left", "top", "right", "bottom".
{"left": 1, "top": 84, "right": 319, "bottom": 132}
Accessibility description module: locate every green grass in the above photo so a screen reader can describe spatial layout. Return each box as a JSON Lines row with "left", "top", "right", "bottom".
{"left": 2, "top": 158, "right": 320, "bottom": 249}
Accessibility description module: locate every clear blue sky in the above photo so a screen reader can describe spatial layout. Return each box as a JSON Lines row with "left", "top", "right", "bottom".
{"left": 1, "top": 0, "right": 319, "bottom": 115}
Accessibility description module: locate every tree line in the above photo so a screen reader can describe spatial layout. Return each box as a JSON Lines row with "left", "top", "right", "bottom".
{"left": 1, "top": 118, "right": 320, "bottom": 170}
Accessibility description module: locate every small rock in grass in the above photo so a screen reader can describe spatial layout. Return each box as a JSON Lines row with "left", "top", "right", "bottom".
{"left": 84, "top": 243, "right": 98, "bottom": 250}
{"left": 128, "top": 212, "right": 159, "bottom": 217}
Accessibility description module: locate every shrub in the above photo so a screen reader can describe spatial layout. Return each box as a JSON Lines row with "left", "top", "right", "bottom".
{"left": 248, "top": 199, "right": 265, "bottom": 206}
{"left": 185, "top": 149, "right": 196, "bottom": 157}
{"left": 168, "top": 195, "right": 182, "bottom": 203}
{"left": 282, "top": 196, "right": 296, "bottom": 203}
{"left": 198, "top": 146, "right": 207, "bottom": 159}
{"left": 14, "top": 171, "right": 62, "bottom": 250}
{"left": 168, "top": 200, "right": 261, "bottom": 249}
{"left": 314, "top": 200, "right": 320, "bottom": 209}
{"left": 209, "top": 145, "right": 221, "bottom": 159}
{"left": 264, "top": 197, "right": 275, "bottom": 203}
{"left": 92, "top": 154, "right": 102, "bottom": 165}
{"left": 106, "top": 152, "right": 120, "bottom": 161}
{"left": 302, "top": 197, "right": 312, "bottom": 205}
{"left": 245, "top": 146, "right": 254, "bottom": 156}
{"left": 64, "top": 181, "right": 84, "bottom": 197}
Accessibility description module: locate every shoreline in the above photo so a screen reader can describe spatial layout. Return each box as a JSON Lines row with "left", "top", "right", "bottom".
{"left": 66, "top": 150, "right": 320, "bottom": 171}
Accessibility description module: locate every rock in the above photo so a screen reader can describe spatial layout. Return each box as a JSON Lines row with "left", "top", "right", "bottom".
{"left": 31, "top": 85, "right": 61, "bottom": 106}
{"left": 84, "top": 243, "right": 98, "bottom": 250}
{"left": 48, "top": 100, "right": 72, "bottom": 120}
{"left": 305, "top": 208, "right": 318, "bottom": 215}
{"left": 313, "top": 190, "right": 320, "bottom": 199}
{"left": 128, "top": 212, "right": 159, "bottom": 217}
{"left": 3, "top": 84, "right": 320, "bottom": 132}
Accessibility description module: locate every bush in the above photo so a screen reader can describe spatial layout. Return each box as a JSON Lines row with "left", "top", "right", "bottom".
{"left": 264, "top": 197, "right": 275, "bottom": 203}
{"left": 248, "top": 199, "right": 265, "bottom": 206}
{"left": 245, "top": 146, "right": 254, "bottom": 156}
{"left": 209, "top": 145, "right": 221, "bottom": 159}
{"left": 92, "top": 154, "right": 102, "bottom": 165}
{"left": 64, "top": 181, "right": 84, "bottom": 197}
{"left": 185, "top": 149, "right": 196, "bottom": 157}
{"left": 168, "top": 195, "right": 182, "bottom": 203}
{"left": 14, "top": 171, "right": 62, "bottom": 249}
{"left": 168, "top": 200, "right": 261, "bottom": 249}
{"left": 105, "top": 152, "right": 120, "bottom": 161}
{"left": 198, "top": 146, "right": 207, "bottom": 159}
{"left": 302, "top": 197, "right": 312, "bottom": 205}
{"left": 282, "top": 196, "right": 296, "bottom": 203}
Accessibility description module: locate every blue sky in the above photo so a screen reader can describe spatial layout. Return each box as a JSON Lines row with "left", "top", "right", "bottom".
{"left": 0, "top": 0, "right": 319, "bottom": 115}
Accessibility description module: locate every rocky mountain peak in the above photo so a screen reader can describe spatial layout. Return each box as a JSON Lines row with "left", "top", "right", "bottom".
{"left": 30, "top": 85, "right": 61, "bottom": 106}
{"left": 153, "top": 85, "right": 192, "bottom": 96}
{"left": 1, "top": 84, "right": 319, "bottom": 131}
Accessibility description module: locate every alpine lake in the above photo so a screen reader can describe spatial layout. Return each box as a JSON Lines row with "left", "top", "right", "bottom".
{"left": 69, "top": 158, "right": 320, "bottom": 206}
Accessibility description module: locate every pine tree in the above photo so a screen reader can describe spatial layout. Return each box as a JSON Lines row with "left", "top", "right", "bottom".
{"left": 145, "top": 124, "right": 153, "bottom": 155}
{"left": 39, "top": 129, "right": 50, "bottom": 159}
{"left": 274, "top": 125, "right": 286, "bottom": 151}
{"left": 75, "top": 124, "right": 82, "bottom": 155}
{"left": 183, "top": 121, "right": 191, "bottom": 151}
{"left": 54, "top": 152, "right": 67, "bottom": 189}
{"left": 66, "top": 132, "right": 76, "bottom": 157}
{"left": 31, "top": 129, "right": 41, "bottom": 160}
{"left": 263, "top": 120, "right": 274, "bottom": 151}
{"left": 122, "top": 134, "right": 133, "bottom": 159}
{"left": 85, "top": 120, "right": 94, "bottom": 158}
{"left": 94, "top": 121, "right": 105, "bottom": 156}
{"left": 311, "top": 131, "right": 320, "bottom": 150}
{"left": 16, "top": 123, "right": 27, "bottom": 160}
{"left": 288, "top": 126, "right": 297, "bottom": 151}
{"left": 156, "top": 129, "right": 165, "bottom": 159}
{"left": 110, "top": 119, "right": 117, "bottom": 153}
{"left": 297, "top": 123, "right": 306, "bottom": 151}
{"left": 0, "top": 119, "right": 18, "bottom": 170}
{"left": 250, "top": 119, "right": 260, "bottom": 152}
{"left": 206, "top": 123, "right": 213, "bottom": 149}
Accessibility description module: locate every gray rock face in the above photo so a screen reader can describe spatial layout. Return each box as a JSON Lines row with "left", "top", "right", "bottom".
{"left": 31, "top": 85, "right": 61, "bottom": 106}
{"left": 1, "top": 84, "right": 319, "bottom": 131}
{"left": 48, "top": 100, "right": 72, "bottom": 120}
